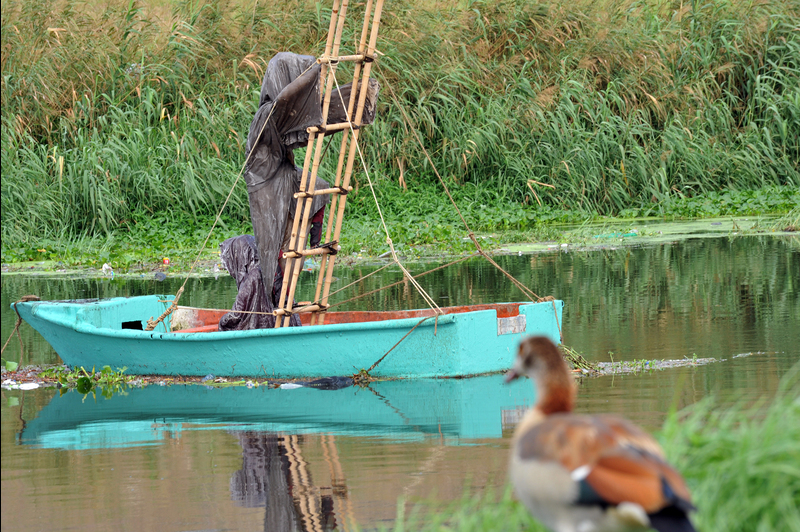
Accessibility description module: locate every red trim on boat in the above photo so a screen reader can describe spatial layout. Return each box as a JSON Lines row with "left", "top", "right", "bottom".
{"left": 171, "top": 303, "right": 522, "bottom": 333}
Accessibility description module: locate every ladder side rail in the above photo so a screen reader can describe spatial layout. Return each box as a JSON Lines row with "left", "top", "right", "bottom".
{"left": 312, "top": 0, "right": 377, "bottom": 325}
{"left": 317, "top": 0, "right": 384, "bottom": 322}
{"left": 278, "top": 0, "right": 353, "bottom": 326}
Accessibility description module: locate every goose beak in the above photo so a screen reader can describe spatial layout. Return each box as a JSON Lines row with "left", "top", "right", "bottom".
{"left": 504, "top": 369, "right": 519, "bottom": 383}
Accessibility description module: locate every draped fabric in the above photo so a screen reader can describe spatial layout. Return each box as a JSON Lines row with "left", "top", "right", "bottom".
{"left": 218, "top": 235, "right": 300, "bottom": 331}
{"left": 244, "top": 52, "right": 380, "bottom": 295}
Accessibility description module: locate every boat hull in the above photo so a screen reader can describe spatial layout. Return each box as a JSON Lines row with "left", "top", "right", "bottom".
{"left": 15, "top": 295, "right": 563, "bottom": 378}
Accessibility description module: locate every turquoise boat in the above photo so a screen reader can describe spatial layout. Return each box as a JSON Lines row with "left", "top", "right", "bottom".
{"left": 14, "top": 295, "right": 563, "bottom": 378}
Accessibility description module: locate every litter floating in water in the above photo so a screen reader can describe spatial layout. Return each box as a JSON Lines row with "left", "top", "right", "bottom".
{"left": 279, "top": 377, "right": 354, "bottom": 391}
{"left": 594, "top": 230, "right": 639, "bottom": 239}
{"left": 154, "top": 272, "right": 167, "bottom": 282}
{"left": 201, "top": 374, "right": 215, "bottom": 382}
{"left": 19, "top": 382, "right": 39, "bottom": 390}
{"left": 101, "top": 263, "right": 114, "bottom": 279}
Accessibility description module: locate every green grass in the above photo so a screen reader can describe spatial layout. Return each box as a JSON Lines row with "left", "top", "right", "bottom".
{"left": 2, "top": 183, "right": 797, "bottom": 269}
{"left": 374, "top": 364, "right": 800, "bottom": 531}
{"left": 2, "top": 0, "right": 799, "bottom": 258}
{"left": 661, "top": 364, "right": 800, "bottom": 532}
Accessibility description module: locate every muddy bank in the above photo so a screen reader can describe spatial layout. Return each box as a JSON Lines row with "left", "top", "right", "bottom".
{"left": 0, "top": 364, "right": 367, "bottom": 391}
{"left": 1, "top": 353, "right": 735, "bottom": 391}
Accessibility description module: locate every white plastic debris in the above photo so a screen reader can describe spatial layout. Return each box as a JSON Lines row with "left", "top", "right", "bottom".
{"left": 279, "top": 383, "right": 304, "bottom": 390}
{"left": 19, "top": 382, "right": 39, "bottom": 390}
{"left": 102, "top": 263, "right": 114, "bottom": 278}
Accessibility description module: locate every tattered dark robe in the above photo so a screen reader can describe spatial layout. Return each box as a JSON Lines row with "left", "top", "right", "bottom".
{"left": 244, "top": 52, "right": 379, "bottom": 295}
{"left": 218, "top": 235, "right": 300, "bottom": 331}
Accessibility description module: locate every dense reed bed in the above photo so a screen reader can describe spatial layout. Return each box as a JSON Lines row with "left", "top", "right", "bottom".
{"left": 2, "top": 0, "right": 799, "bottom": 256}
{"left": 381, "top": 364, "right": 800, "bottom": 531}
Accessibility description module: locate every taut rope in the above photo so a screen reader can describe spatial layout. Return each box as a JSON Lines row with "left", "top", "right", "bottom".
{"left": 2, "top": 295, "right": 41, "bottom": 365}
{"left": 330, "top": 74, "right": 442, "bottom": 316}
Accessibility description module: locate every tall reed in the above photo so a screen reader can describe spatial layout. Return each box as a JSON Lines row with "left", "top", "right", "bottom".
{"left": 2, "top": 0, "right": 798, "bottom": 248}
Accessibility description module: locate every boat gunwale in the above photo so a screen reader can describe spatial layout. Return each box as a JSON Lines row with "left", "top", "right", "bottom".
{"left": 19, "top": 296, "right": 559, "bottom": 342}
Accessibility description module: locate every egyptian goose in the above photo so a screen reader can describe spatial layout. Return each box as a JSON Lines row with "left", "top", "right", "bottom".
{"left": 506, "top": 336, "right": 696, "bottom": 532}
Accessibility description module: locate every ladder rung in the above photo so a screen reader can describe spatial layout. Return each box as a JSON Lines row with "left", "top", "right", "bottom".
{"left": 282, "top": 244, "right": 340, "bottom": 259}
{"left": 308, "top": 122, "right": 360, "bottom": 134}
{"left": 317, "top": 54, "right": 373, "bottom": 64}
{"left": 294, "top": 186, "right": 352, "bottom": 199}
{"left": 274, "top": 303, "right": 328, "bottom": 316}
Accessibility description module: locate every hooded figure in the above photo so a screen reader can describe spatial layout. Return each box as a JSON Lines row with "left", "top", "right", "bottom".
{"left": 218, "top": 235, "right": 300, "bottom": 331}
{"left": 244, "top": 52, "right": 380, "bottom": 299}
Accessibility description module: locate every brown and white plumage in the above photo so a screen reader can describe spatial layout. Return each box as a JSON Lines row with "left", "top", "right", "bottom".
{"left": 506, "top": 336, "right": 696, "bottom": 532}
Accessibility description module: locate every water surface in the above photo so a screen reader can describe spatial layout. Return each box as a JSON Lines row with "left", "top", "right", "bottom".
{"left": 2, "top": 235, "right": 798, "bottom": 531}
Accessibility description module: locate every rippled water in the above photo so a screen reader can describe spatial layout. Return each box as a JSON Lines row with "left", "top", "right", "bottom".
{"left": 2, "top": 235, "right": 799, "bottom": 531}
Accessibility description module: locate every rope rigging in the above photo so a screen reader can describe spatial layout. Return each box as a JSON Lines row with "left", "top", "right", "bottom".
{"left": 142, "top": 0, "right": 559, "bottom": 359}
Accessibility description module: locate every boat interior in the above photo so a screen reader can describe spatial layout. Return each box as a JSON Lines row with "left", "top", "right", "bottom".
{"left": 171, "top": 302, "right": 525, "bottom": 333}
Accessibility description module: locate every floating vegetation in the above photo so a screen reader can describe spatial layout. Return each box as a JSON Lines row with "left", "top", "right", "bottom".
{"left": 768, "top": 207, "right": 800, "bottom": 232}
{"left": 596, "top": 357, "right": 718, "bottom": 375}
{"left": 559, "top": 345, "right": 718, "bottom": 377}
{"left": 559, "top": 344, "right": 598, "bottom": 374}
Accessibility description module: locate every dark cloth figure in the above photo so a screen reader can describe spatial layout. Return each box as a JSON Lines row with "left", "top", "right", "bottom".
{"left": 244, "top": 52, "right": 380, "bottom": 297}
{"left": 218, "top": 235, "right": 300, "bottom": 331}
{"left": 309, "top": 205, "right": 325, "bottom": 248}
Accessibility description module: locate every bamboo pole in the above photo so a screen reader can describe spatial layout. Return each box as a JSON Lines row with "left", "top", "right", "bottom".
{"left": 315, "top": 0, "right": 384, "bottom": 325}
{"left": 312, "top": 0, "right": 378, "bottom": 325}
{"left": 283, "top": 435, "right": 323, "bottom": 532}
{"left": 275, "top": 0, "right": 342, "bottom": 326}
{"left": 307, "top": 122, "right": 360, "bottom": 133}
{"left": 276, "top": 0, "right": 384, "bottom": 327}
{"left": 280, "top": 0, "right": 352, "bottom": 327}
{"left": 319, "top": 0, "right": 342, "bottom": 95}
{"left": 294, "top": 185, "right": 351, "bottom": 199}
{"left": 283, "top": 245, "right": 339, "bottom": 258}
{"left": 274, "top": 128, "right": 318, "bottom": 326}
{"left": 317, "top": 53, "right": 367, "bottom": 64}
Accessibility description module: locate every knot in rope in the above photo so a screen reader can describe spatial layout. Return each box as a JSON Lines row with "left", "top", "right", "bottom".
{"left": 146, "top": 286, "right": 184, "bottom": 332}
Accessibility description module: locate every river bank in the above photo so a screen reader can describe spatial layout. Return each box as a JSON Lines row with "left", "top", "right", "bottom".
{"left": 3, "top": 0, "right": 798, "bottom": 254}
{"left": 2, "top": 214, "right": 797, "bottom": 278}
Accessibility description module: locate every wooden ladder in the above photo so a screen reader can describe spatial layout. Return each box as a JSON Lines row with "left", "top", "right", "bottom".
{"left": 274, "top": 0, "right": 385, "bottom": 327}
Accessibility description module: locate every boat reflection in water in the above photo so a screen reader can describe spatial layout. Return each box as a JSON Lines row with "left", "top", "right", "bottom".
{"left": 19, "top": 375, "right": 534, "bottom": 531}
